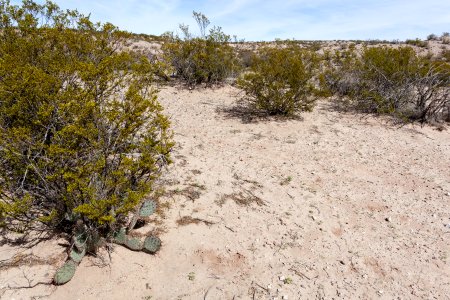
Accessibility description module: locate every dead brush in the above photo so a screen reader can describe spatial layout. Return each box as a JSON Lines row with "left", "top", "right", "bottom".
{"left": 216, "top": 189, "right": 265, "bottom": 207}
{"left": 165, "top": 183, "right": 206, "bottom": 202}
{"left": 176, "top": 216, "right": 215, "bottom": 226}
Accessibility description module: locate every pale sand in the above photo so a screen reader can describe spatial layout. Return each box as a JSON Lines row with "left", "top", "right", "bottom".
{"left": 1, "top": 85, "right": 449, "bottom": 299}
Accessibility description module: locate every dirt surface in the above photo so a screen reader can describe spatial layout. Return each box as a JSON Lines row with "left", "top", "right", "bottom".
{"left": 1, "top": 85, "right": 449, "bottom": 299}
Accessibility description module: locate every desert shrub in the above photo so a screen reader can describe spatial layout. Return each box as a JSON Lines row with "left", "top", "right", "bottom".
{"left": 0, "top": 0, "right": 173, "bottom": 249}
{"left": 405, "top": 38, "right": 428, "bottom": 48}
{"left": 237, "top": 46, "right": 319, "bottom": 115}
{"left": 238, "top": 49, "right": 256, "bottom": 68}
{"left": 441, "top": 32, "right": 450, "bottom": 44}
{"left": 308, "top": 41, "right": 323, "bottom": 52}
{"left": 162, "top": 12, "right": 238, "bottom": 86}
{"left": 438, "top": 49, "right": 450, "bottom": 61}
{"left": 323, "top": 46, "right": 450, "bottom": 122}
{"left": 427, "top": 33, "right": 438, "bottom": 41}
{"left": 318, "top": 48, "right": 358, "bottom": 97}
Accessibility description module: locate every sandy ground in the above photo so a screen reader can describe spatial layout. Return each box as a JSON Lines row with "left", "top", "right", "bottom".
{"left": 1, "top": 85, "right": 450, "bottom": 299}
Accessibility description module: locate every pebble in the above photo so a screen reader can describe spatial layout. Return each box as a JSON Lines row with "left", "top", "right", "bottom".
{"left": 282, "top": 296, "right": 289, "bottom": 300}
{"left": 385, "top": 217, "right": 391, "bottom": 222}
{"left": 279, "top": 276, "right": 285, "bottom": 281}
{"left": 267, "top": 284, "right": 272, "bottom": 290}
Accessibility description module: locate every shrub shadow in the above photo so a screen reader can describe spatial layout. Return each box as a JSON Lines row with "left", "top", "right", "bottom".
{"left": 0, "top": 228, "right": 58, "bottom": 249}
{"left": 216, "top": 102, "right": 304, "bottom": 124}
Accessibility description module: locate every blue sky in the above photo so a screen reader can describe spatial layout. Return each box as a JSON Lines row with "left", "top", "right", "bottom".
{"left": 11, "top": 0, "right": 450, "bottom": 41}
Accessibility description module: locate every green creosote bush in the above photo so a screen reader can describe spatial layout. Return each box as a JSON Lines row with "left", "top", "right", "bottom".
{"left": 238, "top": 49, "right": 256, "bottom": 69}
{"left": 0, "top": 0, "right": 173, "bottom": 271}
{"left": 323, "top": 46, "right": 450, "bottom": 123}
{"left": 236, "top": 46, "right": 319, "bottom": 116}
{"left": 162, "top": 11, "right": 238, "bottom": 86}
{"left": 405, "top": 38, "right": 428, "bottom": 48}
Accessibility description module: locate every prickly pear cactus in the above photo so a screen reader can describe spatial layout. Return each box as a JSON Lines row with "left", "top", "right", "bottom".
{"left": 139, "top": 200, "right": 157, "bottom": 217}
{"left": 54, "top": 260, "right": 77, "bottom": 285}
{"left": 73, "top": 233, "right": 87, "bottom": 252}
{"left": 87, "top": 231, "right": 103, "bottom": 253}
{"left": 113, "top": 227, "right": 127, "bottom": 245}
{"left": 69, "top": 247, "right": 86, "bottom": 263}
{"left": 124, "top": 236, "right": 143, "bottom": 251}
{"left": 143, "top": 236, "right": 161, "bottom": 254}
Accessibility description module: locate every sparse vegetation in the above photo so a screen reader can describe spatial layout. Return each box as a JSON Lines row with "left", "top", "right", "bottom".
{"left": 280, "top": 176, "right": 293, "bottom": 186}
{"left": 405, "top": 38, "right": 428, "bottom": 48}
{"left": 323, "top": 46, "right": 450, "bottom": 123}
{"left": 283, "top": 277, "right": 293, "bottom": 284}
{"left": 237, "top": 46, "right": 319, "bottom": 115}
{"left": 1, "top": 0, "right": 449, "bottom": 295}
{"left": 442, "top": 33, "right": 450, "bottom": 44}
{"left": 427, "top": 33, "right": 438, "bottom": 41}
{"left": 188, "top": 272, "right": 196, "bottom": 281}
{"left": 162, "top": 11, "right": 238, "bottom": 86}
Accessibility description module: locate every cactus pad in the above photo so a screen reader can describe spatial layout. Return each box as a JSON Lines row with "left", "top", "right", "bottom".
{"left": 87, "top": 231, "right": 103, "bottom": 253}
{"left": 124, "top": 236, "right": 143, "bottom": 251}
{"left": 54, "top": 260, "right": 77, "bottom": 285}
{"left": 143, "top": 236, "right": 161, "bottom": 254}
{"left": 113, "top": 227, "right": 127, "bottom": 245}
{"left": 73, "top": 233, "right": 87, "bottom": 252}
{"left": 139, "top": 200, "right": 157, "bottom": 217}
{"left": 69, "top": 247, "right": 86, "bottom": 263}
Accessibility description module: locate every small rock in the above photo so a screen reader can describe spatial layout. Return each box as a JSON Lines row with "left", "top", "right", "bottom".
{"left": 267, "top": 284, "right": 272, "bottom": 290}
{"left": 279, "top": 276, "right": 285, "bottom": 281}
{"left": 385, "top": 217, "right": 391, "bottom": 222}
{"left": 282, "top": 296, "right": 289, "bottom": 300}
